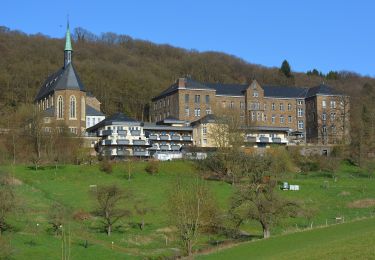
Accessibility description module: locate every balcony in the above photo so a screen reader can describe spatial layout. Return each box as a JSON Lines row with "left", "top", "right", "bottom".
{"left": 272, "top": 137, "right": 282, "bottom": 143}
{"left": 159, "top": 145, "right": 170, "bottom": 150}
{"left": 97, "top": 129, "right": 112, "bottom": 137}
{"left": 246, "top": 136, "right": 257, "bottom": 142}
{"left": 117, "top": 130, "right": 127, "bottom": 136}
{"left": 133, "top": 140, "right": 146, "bottom": 145}
{"left": 102, "top": 139, "right": 114, "bottom": 145}
{"left": 259, "top": 137, "right": 269, "bottom": 143}
{"left": 160, "top": 135, "right": 169, "bottom": 140}
{"left": 133, "top": 151, "right": 149, "bottom": 157}
{"left": 171, "top": 135, "right": 181, "bottom": 141}
{"left": 182, "top": 135, "right": 192, "bottom": 141}
{"left": 117, "top": 150, "right": 130, "bottom": 156}
{"left": 171, "top": 145, "right": 181, "bottom": 151}
{"left": 149, "top": 144, "right": 158, "bottom": 150}
{"left": 149, "top": 134, "right": 158, "bottom": 140}
{"left": 131, "top": 130, "right": 141, "bottom": 136}
{"left": 117, "top": 139, "right": 130, "bottom": 145}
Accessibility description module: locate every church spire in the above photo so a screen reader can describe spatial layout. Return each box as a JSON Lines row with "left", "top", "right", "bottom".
{"left": 64, "top": 20, "right": 73, "bottom": 67}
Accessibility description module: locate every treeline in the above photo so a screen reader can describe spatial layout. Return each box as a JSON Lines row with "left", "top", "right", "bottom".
{"left": 0, "top": 25, "right": 374, "bottom": 120}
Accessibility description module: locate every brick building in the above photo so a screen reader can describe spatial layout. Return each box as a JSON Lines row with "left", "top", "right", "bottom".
{"left": 35, "top": 22, "right": 104, "bottom": 135}
{"left": 151, "top": 77, "right": 350, "bottom": 145}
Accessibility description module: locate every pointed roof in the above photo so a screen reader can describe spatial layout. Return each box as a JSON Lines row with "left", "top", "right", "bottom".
{"left": 305, "top": 84, "right": 343, "bottom": 98}
{"left": 35, "top": 63, "right": 85, "bottom": 101}
{"left": 64, "top": 22, "right": 73, "bottom": 51}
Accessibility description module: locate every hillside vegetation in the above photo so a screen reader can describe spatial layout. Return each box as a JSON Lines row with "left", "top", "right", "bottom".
{"left": 0, "top": 25, "right": 374, "bottom": 119}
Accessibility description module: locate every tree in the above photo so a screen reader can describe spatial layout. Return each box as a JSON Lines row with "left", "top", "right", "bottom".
{"left": 230, "top": 154, "right": 299, "bottom": 238}
{"left": 0, "top": 173, "right": 16, "bottom": 236}
{"left": 48, "top": 202, "right": 67, "bottom": 236}
{"left": 134, "top": 200, "right": 153, "bottom": 231}
{"left": 92, "top": 184, "right": 131, "bottom": 236}
{"left": 167, "top": 176, "right": 219, "bottom": 256}
{"left": 280, "top": 60, "right": 292, "bottom": 78}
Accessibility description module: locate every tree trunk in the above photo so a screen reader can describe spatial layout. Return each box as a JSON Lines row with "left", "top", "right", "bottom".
{"left": 107, "top": 224, "right": 111, "bottom": 236}
{"left": 262, "top": 225, "right": 270, "bottom": 239}
{"left": 187, "top": 239, "right": 193, "bottom": 256}
{"left": 140, "top": 218, "right": 144, "bottom": 230}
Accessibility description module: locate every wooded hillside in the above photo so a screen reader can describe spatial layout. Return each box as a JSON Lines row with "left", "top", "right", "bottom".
{"left": 0, "top": 25, "right": 374, "bottom": 120}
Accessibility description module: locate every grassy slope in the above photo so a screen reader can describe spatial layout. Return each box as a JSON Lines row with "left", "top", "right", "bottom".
{"left": 1, "top": 161, "right": 375, "bottom": 259}
{"left": 197, "top": 217, "right": 375, "bottom": 260}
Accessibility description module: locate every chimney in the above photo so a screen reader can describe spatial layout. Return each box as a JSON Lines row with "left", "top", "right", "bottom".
{"left": 177, "top": 77, "right": 186, "bottom": 88}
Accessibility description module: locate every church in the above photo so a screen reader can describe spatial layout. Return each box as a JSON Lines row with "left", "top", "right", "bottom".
{"left": 34, "top": 23, "right": 105, "bottom": 135}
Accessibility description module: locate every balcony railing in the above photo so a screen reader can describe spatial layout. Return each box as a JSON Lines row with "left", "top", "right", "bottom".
{"left": 171, "top": 145, "right": 181, "bottom": 151}
{"left": 259, "top": 137, "right": 270, "bottom": 143}
{"left": 246, "top": 136, "right": 257, "bottom": 142}
{"left": 182, "top": 135, "right": 192, "bottom": 141}
{"left": 97, "top": 129, "right": 112, "bottom": 137}
{"left": 159, "top": 145, "right": 170, "bottom": 150}
{"left": 149, "top": 144, "right": 158, "bottom": 150}
{"left": 133, "top": 151, "right": 149, "bottom": 157}
{"left": 133, "top": 140, "right": 146, "bottom": 145}
{"left": 272, "top": 137, "right": 282, "bottom": 143}
{"left": 160, "top": 135, "right": 169, "bottom": 140}
{"left": 149, "top": 134, "right": 158, "bottom": 140}
{"left": 131, "top": 130, "right": 141, "bottom": 136}
{"left": 117, "top": 130, "right": 127, "bottom": 136}
{"left": 117, "top": 150, "right": 130, "bottom": 156}
{"left": 117, "top": 139, "right": 130, "bottom": 145}
{"left": 171, "top": 135, "right": 181, "bottom": 141}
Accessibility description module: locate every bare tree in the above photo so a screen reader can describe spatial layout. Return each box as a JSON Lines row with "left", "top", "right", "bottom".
{"left": 48, "top": 202, "right": 67, "bottom": 236}
{"left": 92, "top": 185, "right": 131, "bottom": 236}
{"left": 230, "top": 154, "right": 299, "bottom": 239}
{"left": 167, "top": 176, "right": 219, "bottom": 256}
{"left": 0, "top": 174, "right": 16, "bottom": 236}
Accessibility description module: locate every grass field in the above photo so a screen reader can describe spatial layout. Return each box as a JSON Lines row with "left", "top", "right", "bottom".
{"left": 0, "top": 160, "right": 375, "bottom": 259}
{"left": 197, "top": 217, "right": 375, "bottom": 260}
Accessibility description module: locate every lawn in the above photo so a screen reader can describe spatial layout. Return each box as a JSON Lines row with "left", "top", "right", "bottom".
{"left": 0, "top": 160, "right": 374, "bottom": 259}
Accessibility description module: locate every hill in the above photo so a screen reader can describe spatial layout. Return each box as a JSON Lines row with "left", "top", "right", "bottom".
{"left": 197, "top": 217, "right": 375, "bottom": 260}
{"left": 0, "top": 25, "right": 374, "bottom": 120}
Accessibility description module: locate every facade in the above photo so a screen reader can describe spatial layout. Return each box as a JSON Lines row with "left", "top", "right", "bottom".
{"left": 35, "top": 23, "right": 104, "bottom": 135}
{"left": 152, "top": 77, "right": 350, "bottom": 145}
{"left": 86, "top": 114, "right": 193, "bottom": 158}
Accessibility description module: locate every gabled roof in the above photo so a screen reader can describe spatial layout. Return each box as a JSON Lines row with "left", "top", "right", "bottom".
{"left": 305, "top": 84, "right": 343, "bottom": 98}
{"left": 191, "top": 114, "right": 217, "bottom": 126}
{"left": 35, "top": 63, "right": 85, "bottom": 101}
{"left": 263, "top": 85, "right": 309, "bottom": 98}
{"left": 86, "top": 105, "right": 105, "bottom": 117}
{"left": 205, "top": 83, "right": 248, "bottom": 96}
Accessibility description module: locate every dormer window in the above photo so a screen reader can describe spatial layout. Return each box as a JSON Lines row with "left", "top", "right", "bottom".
{"left": 253, "top": 92, "right": 259, "bottom": 97}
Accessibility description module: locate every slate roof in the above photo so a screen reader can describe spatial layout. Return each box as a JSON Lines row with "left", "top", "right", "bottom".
{"left": 35, "top": 63, "right": 85, "bottom": 101}
{"left": 191, "top": 114, "right": 217, "bottom": 126}
{"left": 86, "top": 105, "right": 105, "bottom": 117}
{"left": 263, "top": 85, "right": 309, "bottom": 98}
{"left": 86, "top": 112, "right": 139, "bottom": 132}
{"left": 305, "top": 84, "right": 343, "bottom": 98}
{"left": 205, "top": 83, "right": 248, "bottom": 96}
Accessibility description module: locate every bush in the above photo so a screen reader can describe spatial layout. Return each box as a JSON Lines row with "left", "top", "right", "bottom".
{"left": 145, "top": 160, "right": 159, "bottom": 175}
{"left": 99, "top": 159, "right": 113, "bottom": 174}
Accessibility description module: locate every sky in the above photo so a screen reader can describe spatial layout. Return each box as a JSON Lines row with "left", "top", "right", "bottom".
{"left": 1, "top": 0, "right": 374, "bottom": 76}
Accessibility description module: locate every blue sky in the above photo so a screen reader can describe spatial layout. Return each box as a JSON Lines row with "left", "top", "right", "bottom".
{"left": 1, "top": 0, "right": 374, "bottom": 76}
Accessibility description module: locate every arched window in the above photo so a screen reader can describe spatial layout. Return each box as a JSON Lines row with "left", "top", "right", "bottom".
{"left": 70, "top": 95, "right": 76, "bottom": 119}
{"left": 81, "top": 97, "right": 85, "bottom": 120}
{"left": 57, "top": 96, "right": 63, "bottom": 119}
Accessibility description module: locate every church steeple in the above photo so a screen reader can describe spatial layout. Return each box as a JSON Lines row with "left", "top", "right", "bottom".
{"left": 64, "top": 21, "right": 73, "bottom": 67}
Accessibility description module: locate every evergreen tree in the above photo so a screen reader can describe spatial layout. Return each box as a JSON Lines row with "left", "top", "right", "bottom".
{"left": 280, "top": 60, "right": 292, "bottom": 78}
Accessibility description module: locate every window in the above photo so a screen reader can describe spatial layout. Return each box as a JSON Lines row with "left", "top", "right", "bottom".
{"left": 185, "top": 107, "right": 189, "bottom": 117}
{"left": 331, "top": 126, "right": 336, "bottom": 133}
{"left": 322, "top": 126, "right": 327, "bottom": 133}
{"left": 203, "top": 127, "right": 207, "bottom": 135}
{"left": 271, "top": 115, "right": 275, "bottom": 124}
{"left": 330, "top": 100, "right": 336, "bottom": 109}
{"left": 251, "top": 112, "right": 256, "bottom": 121}
{"left": 280, "top": 115, "right": 284, "bottom": 124}
{"left": 330, "top": 112, "right": 336, "bottom": 121}
{"left": 185, "top": 94, "right": 189, "bottom": 103}
{"left": 167, "top": 98, "right": 170, "bottom": 106}
{"left": 70, "top": 96, "right": 76, "bottom": 119}
{"left": 57, "top": 96, "right": 63, "bottom": 119}
{"left": 222, "top": 101, "right": 226, "bottom": 108}
{"left": 279, "top": 103, "right": 284, "bottom": 111}
{"left": 253, "top": 91, "right": 259, "bottom": 97}
{"left": 298, "top": 100, "right": 303, "bottom": 105}
{"left": 205, "top": 95, "right": 210, "bottom": 104}
{"left": 264, "top": 103, "right": 267, "bottom": 110}
{"left": 263, "top": 114, "right": 267, "bottom": 122}
{"left": 271, "top": 103, "right": 275, "bottom": 110}
{"left": 153, "top": 103, "right": 157, "bottom": 110}
{"left": 322, "top": 113, "right": 327, "bottom": 121}
{"left": 288, "top": 103, "right": 292, "bottom": 111}
{"left": 194, "top": 108, "right": 200, "bottom": 117}
{"left": 206, "top": 108, "right": 211, "bottom": 115}
{"left": 298, "top": 108, "right": 303, "bottom": 117}
{"left": 46, "top": 98, "right": 49, "bottom": 108}
{"left": 240, "top": 102, "right": 245, "bottom": 109}
{"left": 194, "top": 95, "right": 200, "bottom": 103}
{"left": 163, "top": 99, "right": 166, "bottom": 107}
{"left": 230, "top": 101, "right": 234, "bottom": 109}
{"left": 298, "top": 120, "right": 304, "bottom": 129}
{"left": 322, "top": 100, "right": 326, "bottom": 108}
{"left": 69, "top": 127, "right": 77, "bottom": 135}
{"left": 288, "top": 115, "right": 292, "bottom": 123}
{"left": 81, "top": 97, "right": 85, "bottom": 120}
{"left": 203, "top": 139, "right": 207, "bottom": 145}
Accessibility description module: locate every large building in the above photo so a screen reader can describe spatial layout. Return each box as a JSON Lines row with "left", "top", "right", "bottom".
{"left": 151, "top": 77, "right": 350, "bottom": 145}
{"left": 34, "top": 23, "right": 104, "bottom": 135}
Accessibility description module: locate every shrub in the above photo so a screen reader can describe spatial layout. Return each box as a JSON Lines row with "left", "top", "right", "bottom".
{"left": 145, "top": 160, "right": 159, "bottom": 175}
{"left": 99, "top": 159, "right": 113, "bottom": 174}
